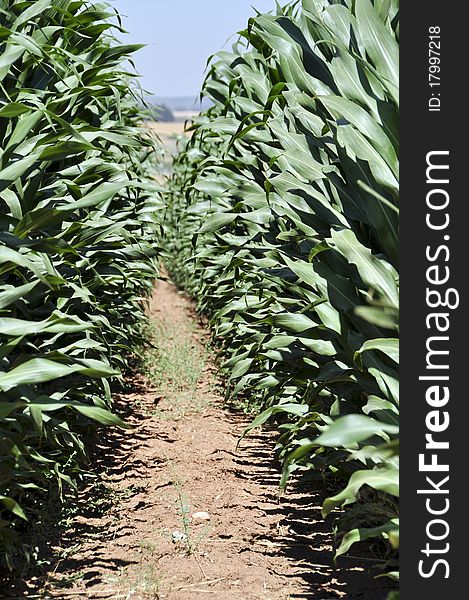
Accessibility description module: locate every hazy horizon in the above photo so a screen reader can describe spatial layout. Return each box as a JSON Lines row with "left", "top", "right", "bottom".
{"left": 111, "top": 0, "right": 277, "bottom": 97}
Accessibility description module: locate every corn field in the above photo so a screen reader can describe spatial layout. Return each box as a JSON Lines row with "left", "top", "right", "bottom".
{"left": 1, "top": 0, "right": 399, "bottom": 593}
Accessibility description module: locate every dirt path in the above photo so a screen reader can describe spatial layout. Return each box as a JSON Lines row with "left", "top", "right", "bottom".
{"left": 11, "top": 279, "right": 389, "bottom": 600}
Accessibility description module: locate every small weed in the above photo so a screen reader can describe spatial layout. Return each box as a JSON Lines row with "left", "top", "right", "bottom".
{"left": 103, "top": 562, "right": 162, "bottom": 598}
{"left": 142, "top": 318, "right": 213, "bottom": 418}
{"left": 138, "top": 538, "right": 158, "bottom": 556}
{"left": 132, "top": 564, "right": 162, "bottom": 598}
{"left": 172, "top": 481, "right": 211, "bottom": 555}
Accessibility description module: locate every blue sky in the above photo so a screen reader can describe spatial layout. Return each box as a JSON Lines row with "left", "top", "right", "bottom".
{"left": 112, "top": 0, "right": 277, "bottom": 97}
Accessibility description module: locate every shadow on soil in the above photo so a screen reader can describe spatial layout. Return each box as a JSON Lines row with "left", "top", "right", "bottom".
{"left": 229, "top": 418, "right": 396, "bottom": 600}
{"left": 1, "top": 377, "right": 396, "bottom": 600}
{"left": 0, "top": 378, "right": 155, "bottom": 599}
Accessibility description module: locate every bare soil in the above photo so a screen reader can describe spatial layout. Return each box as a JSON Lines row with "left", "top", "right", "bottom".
{"left": 1, "top": 279, "right": 391, "bottom": 600}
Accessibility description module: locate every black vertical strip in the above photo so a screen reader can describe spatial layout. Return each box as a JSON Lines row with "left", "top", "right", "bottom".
{"left": 401, "top": 2, "right": 466, "bottom": 597}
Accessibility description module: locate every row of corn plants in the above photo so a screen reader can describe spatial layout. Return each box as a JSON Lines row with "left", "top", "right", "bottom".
{"left": 0, "top": 0, "right": 161, "bottom": 567}
{"left": 167, "top": 0, "right": 399, "bottom": 590}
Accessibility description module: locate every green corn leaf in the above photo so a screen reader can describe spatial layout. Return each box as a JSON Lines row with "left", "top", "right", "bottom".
{"left": 73, "top": 405, "right": 130, "bottom": 428}
{"left": 315, "top": 414, "right": 398, "bottom": 447}
{"left": 323, "top": 467, "right": 399, "bottom": 516}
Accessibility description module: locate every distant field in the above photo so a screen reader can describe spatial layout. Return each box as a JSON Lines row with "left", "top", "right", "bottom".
{"left": 173, "top": 110, "right": 199, "bottom": 122}
{"left": 148, "top": 120, "right": 191, "bottom": 138}
{"left": 146, "top": 120, "right": 194, "bottom": 176}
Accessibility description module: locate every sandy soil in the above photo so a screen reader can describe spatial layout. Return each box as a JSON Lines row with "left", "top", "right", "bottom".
{"left": 1, "top": 279, "right": 392, "bottom": 600}
{"left": 149, "top": 122, "right": 191, "bottom": 138}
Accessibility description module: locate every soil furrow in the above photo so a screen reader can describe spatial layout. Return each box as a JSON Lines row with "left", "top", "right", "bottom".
{"left": 11, "top": 279, "right": 387, "bottom": 600}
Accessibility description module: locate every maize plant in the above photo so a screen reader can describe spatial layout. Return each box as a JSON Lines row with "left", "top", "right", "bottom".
{"left": 0, "top": 0, "right": 161, "bottom": 565}
{"left": 167, "top": 0, "right": 399, "bottom": 585}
